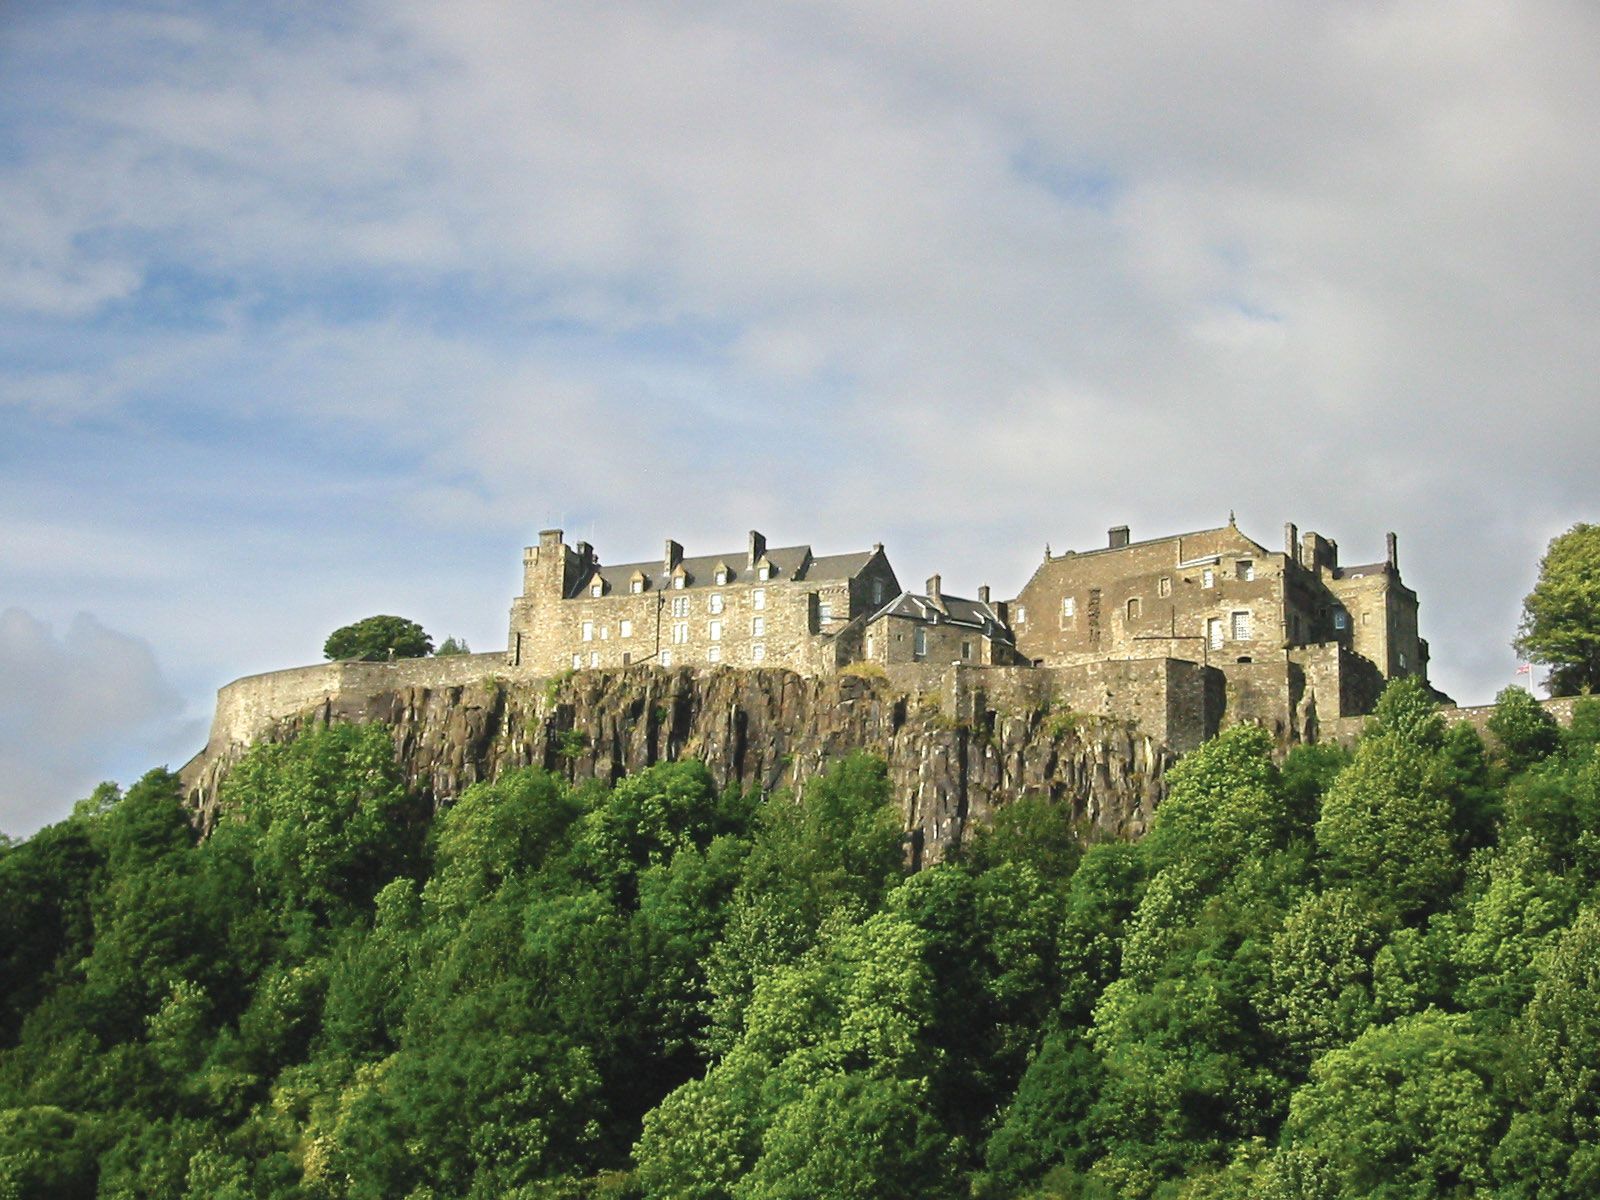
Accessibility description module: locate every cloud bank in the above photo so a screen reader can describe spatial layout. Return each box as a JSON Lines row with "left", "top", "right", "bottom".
{"left": 2, "top": 2, "right": 1597, "bottom": 831}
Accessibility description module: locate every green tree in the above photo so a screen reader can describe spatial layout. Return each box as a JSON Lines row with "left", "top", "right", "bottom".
{"left": 434, "top": 635, "right": 471, "bottom": 656}
{"left": 1487, "top": 685, "right": 1562, "bottom": 775}
{"left": 1277, "top": 1010, "right": 1506, "bottom": 1199}
{"left": 1515, "top": 523, "right": 1600, "bottom": 695}
{"left": 322, "top": 615, "right": 433, "bottom": 661}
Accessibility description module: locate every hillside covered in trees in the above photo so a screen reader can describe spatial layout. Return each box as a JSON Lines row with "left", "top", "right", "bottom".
{"left": 3, "top": 680, "right": 1599, "bottom": 1198}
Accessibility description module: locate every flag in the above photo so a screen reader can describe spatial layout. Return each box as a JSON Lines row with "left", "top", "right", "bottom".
{"left": 1515, "top": 663, "right": 1531, "bottom": 675}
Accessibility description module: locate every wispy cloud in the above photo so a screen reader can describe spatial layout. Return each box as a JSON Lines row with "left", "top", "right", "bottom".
{"left": 1, "top": 1, "right": 1596, "bottom": 831}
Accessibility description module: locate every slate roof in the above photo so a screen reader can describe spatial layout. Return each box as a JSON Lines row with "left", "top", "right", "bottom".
{"left": 574, "top": 544, "right": 876, "bottom": 598}
{"left": 869, "top": 591, "right": 1014, "bottom": 640}
{"left": 1056, "top": 523, "right": 1267, "bottom": 561}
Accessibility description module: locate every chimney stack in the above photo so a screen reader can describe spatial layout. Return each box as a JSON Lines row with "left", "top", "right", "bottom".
{"left": 747, "top": 529, "right": 766, "bottom": 569}
{"left": 977, "top": 584, "right": 990, "bottom": 603}
{"left": 1285, "top": 522, "right": 1299, "bottom": 563}
{"left": 926, "top": 573, "right": 943, "bottom": 604}
{"left": 1386, "top": 531, "right": 1398, "bottom": 571}
{"left": 664, "top": 539, "right": 683, "bottom": 573}
{"left": 1109, "top": 525, "right": 1131, "bottom": 549}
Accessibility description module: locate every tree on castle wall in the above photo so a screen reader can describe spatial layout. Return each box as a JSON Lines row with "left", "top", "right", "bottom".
{"left": 323, "top": 615, "right": 433, "bottom": 662}
{"left": 1516, "top": 523, "right": 1600, "bottom": 696}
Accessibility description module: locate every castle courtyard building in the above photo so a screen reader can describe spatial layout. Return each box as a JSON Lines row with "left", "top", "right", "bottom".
{"left": 508, "top": 529, "right": 901, "bottom": 675}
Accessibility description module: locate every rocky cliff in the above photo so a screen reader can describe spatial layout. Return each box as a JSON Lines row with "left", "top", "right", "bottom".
{"left": 184, "top": 666, "right": 1174, "bottom": 864}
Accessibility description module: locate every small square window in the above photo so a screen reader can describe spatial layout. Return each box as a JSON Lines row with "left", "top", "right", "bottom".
{"left": 751, "top": 643, "right": 765, "bottom": 662}
{"left": 1231, "top": 611, "right": 1252, "bottom": 641}
{"left": 1334, "top": 611, "right": 1348, "bottom": 630}
{"left": 751, "top": 616, "right": 765, "bottom": 637}
{"left": 631, "top": 579, "right": 644, "bottom": 594}
{"left": 709, "top": 593, "right": 724, "bottom": 615}
{"left": 660, "top": 650, "right": 672, "bottom": 667}
{"left": 818, "top": 602, "right": 833, "bottom": 623}
{"left": 1237, "top": 561, "right": 1254, "bottom": 581}
{"left": 708, "top": 644, "right": 721, "bottom": 663}
{"left": 1158, "top": 576, "right": 1171, "bottom": 598}
{"left": 620, "top": 620, "right": 632, "bottom": 639}
{"left": 1202, "top": 568, "right": 1215, "bottom": 589}
{"left": 709, "top": 620, "right": 722, "bottom": 641}
{"left": 715, "top": 569, "right": 728, "bottom": 585}
{"left": 572, "top": 654, "right": 582, "bottom": 670}
{"left": 591, "top": 581, "right": 603, "bottom": 598}
{"left": 673, "top": 575, "right": 685, "bottom": 589}
{"left": 758, "top": 566, "right": 771, "bottom": 581}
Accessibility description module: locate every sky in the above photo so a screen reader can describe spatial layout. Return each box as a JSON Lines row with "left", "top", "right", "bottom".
{"left": 3, "top": 1, "right": 1597, "bottom": 835}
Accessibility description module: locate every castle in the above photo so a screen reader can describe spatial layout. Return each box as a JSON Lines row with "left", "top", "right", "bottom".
{"left": 189, "top": 515, "right": 1441, "bottom": 798}
{"left": 504, "top": 515, "right": 1438, "bottom": 745}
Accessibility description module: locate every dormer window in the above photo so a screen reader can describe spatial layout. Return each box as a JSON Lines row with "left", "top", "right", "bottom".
{"left": 629, "top": 570, "right": 648, "bottom": 594}
{"left": 673, "top": 575, "right": 685, "bottom": 589}
{"left": 591, "top": 580, "right": 604, "bottom": 598}
{"left": 631, "top": 580, "right": 644, "bottom": 594}
{"left": 758, "top": 565, "right": 771, "bottom": 582}
{"left": 715, "top": 568, "right": 729, "bottom": 585}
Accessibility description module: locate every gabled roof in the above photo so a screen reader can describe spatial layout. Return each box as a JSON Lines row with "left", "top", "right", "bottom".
{"left": 1051, "top": 523, "right": 1268, "bottom": 562}
{"left": 868, "top": 590, "right": 1014, "bottom": 640}
{"left": 573, "top": 542, "right": 878, "bottom": 598}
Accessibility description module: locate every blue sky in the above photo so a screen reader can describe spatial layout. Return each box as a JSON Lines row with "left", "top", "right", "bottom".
{"left": 3, "top": 1, "right": 1598, "bottom": 834}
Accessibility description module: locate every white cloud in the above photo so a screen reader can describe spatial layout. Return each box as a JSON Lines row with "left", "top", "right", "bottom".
{"left": 0, "top": 0, "right": 1596, "bottom": 714}
{"left": 0, "top": 609, "right": 201, "bottom": 837}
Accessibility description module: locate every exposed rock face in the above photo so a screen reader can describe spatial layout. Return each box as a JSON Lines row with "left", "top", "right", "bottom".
{"left": 185, "top": 667, "right": 1173, "bottom": 864}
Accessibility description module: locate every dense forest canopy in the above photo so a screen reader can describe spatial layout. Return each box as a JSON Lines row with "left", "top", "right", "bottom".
{"left": 3, "top": 679, "right": 1600, "bottom": 1198}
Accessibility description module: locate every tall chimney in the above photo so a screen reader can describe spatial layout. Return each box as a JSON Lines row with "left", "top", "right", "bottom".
{"left": 1109, "top": 525, "right": 1130, "bottom": 549}
{"left": 1285, "top": 522, "right": 1299, "bottom": 563}
{"left": 926, "top": 573, "right": 942, "bottom": 604}
{"left": 747, "top": 529, "right": 766, "bottom": 569}
{"left": 977, "top": 584, "right": 990, "bottom": 603}
{"left": 664, "top": 539, "right": 683, "bottom": 573}
{"left": 1386, "top": 531, "right": 1398, "bottom": 571}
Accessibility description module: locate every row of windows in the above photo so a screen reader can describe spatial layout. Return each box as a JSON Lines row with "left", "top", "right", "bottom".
{"left": 1041, "top": 561, "right": 1258, "bottom": 629}
{"left": 582, "top": 619, "right": 633, "bottom": 641}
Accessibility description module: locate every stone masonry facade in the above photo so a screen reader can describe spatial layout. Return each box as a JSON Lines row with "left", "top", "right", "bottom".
{"left": 193, "top": 517, "right": 1445, "bottom": 784}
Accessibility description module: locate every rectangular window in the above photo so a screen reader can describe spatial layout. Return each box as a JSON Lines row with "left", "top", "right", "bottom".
{"left": 572, "top": 653, "right": 583, "bottom": 669}
{"left": 672, "top": 621, "right": 688, "bottom": 645}
{"left": 631, "top": 579, "right": 643, "bottom": 594}
{"left": 1126, "top": 597, "right": 1141, "bottom": 621}
{"left": 1202, "top": 568, "right": 1215, "bottom": 589}
{"left": 818, "top": 602, "right": 832, "bottom": 623}
{"left": 1158, "top": 576, "right": 1171, "bottom": 598}
{"left": 1237, "top": 561, "right": 1255, "bottom": 581}
{"left": 599, "top": 625, "right": 608, "bottom": 640}
{"left": 751, "top": 643, "right": 765, "bottom": 662}
{"left": 715, "top": 569, "right": 728, "bottom": 585}
{"left": 1207, "top": 617, "right": 1223, "bottom": 650}
{"left": 873, "top": 580, "right": 885, "bottom": 604}
{"left": 961, "top": 640, "right": 973, "bottom": 661}
{"left": 660, "top": 650, "right": 672, "bottom": 667}
{"left": 709, "top": 593, "right": 724, "bottom": 615}
{"left": 623, "top": 652, "right": 631, "bottom": 665}
{"left": 709, "top": 620, "right": 723, "bottom": 641}
{"left": 1231, "top": 611, "right": 1252, "bottom": 641}
{"left": 589, "top": 651, "right": 600, "bottom": 668}
{"left": 752, "top": 616, "right": 765, "bottom": 637}
{"left": 914, "top": 627, "right": 927, "bottom": 659}
{"left": 1334, "top": 610, "right": 1348, "bottom": 630}
{"left": 581, "top": 621, "right": 594, "bottom": 642}
{"left": 753, "top": 588, "right": 766, "bottom": 610}
{"left": 707, "top": 644, "right": 721, "bottom": 663}
{"left": 620, "top": 620, "right": 633, "bottom": 639}
{"left": 865, "top": 634, "right": 875, "bottom": 658}
{"left": 673, "top": 575, "right": 685, "bottom": 589}
{"left": 671, "top": 597, "right": 689, "bottom": 617}
{"left": 758, "top": 566, "right": 771, "bottom": 581}
{"left": 1015, "top": 605, "right": 1026, "bottom": 624}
